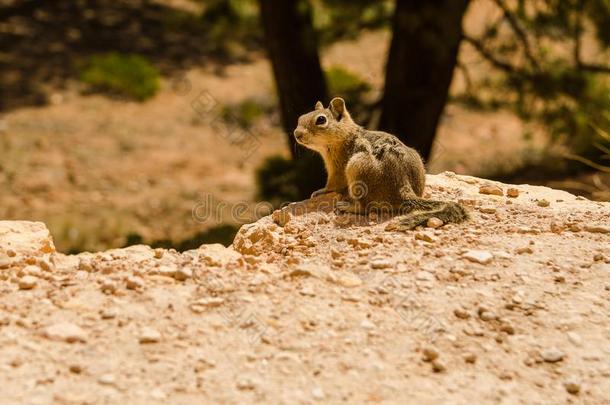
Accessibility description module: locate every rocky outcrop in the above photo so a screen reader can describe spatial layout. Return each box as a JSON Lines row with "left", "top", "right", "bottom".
{"left": 0, "top": 173, "right": 608, "bottom": 403}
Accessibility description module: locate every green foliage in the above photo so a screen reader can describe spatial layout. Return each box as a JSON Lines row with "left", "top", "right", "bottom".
{"left": 220, "top": 99, "right": 270, "bottom": 129}
{"left": 313, "top": 0, "right": 394, "bottom": 44}
{"left": 325, "top": 66, "right": 372, "bottom": 122}
{"left": 80, "top": 53, "right": 160, "bottom": 101}
{"left": 463, "top": 0, "right": 610, "bottom": 166}
{"left": 255, "top": 154, "right": 326, "bottom": 206}
{"left": 199, "top": 0, "right": 261, "bottom": 56}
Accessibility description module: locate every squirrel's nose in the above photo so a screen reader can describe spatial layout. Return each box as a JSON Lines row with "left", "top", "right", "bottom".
{"left": 294, "top": 129, "right": 305, "bottom": 140}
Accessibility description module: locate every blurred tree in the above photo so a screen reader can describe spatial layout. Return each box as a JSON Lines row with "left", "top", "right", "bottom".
{"left": 461, "top": 0, "right": 610, "bottom": 165}
{"left": 380, "top": 0, "right": 470, "bottom": 160}
{"left": 257, "top": 0, "right": 328, "bottom": 200}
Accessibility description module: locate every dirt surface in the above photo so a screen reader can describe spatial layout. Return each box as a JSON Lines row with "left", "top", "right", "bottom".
{"left": 1, "top": 173, "right": 608, "bottom": 404}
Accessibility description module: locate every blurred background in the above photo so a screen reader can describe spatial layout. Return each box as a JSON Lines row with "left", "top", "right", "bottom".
{"left": 1, "top": 0, "right": 609, "bottom": 253}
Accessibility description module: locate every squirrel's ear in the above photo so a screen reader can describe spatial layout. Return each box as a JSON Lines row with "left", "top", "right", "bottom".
{"left": 315, "top": 101, "right": 324, "bottom": 111}
{"left": 329, "top": 97, "right": 350, "bottom": 121}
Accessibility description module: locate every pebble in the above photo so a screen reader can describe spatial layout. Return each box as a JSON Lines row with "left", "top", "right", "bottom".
{"left": 311, "top": 387, "right": 325, "bottom": 400}
{"left": 454, "top": 309, "right": 470, "bottom": 319}
{"left": 0, "top": 254, "right": 11, "bottom": 269}
{"left": 537, "top": 199, "right": 550, "bottom": 207}
{"left": 360, "top": 320, "right": 375, "bottom": 330}
{"left": 139, "top": 327, "right": 161, "bottom": 343}
{"left": 479, "top": 206, "right": 497, "bottom": 214}
{"left": 174, "top": 267, "right": 193, "bottom": 281}
{"left": 236, "top": 378, "right": 256, "bottom": 390}
{"left": 567, "top": 331, "right": 582, "bottom": 346}
{"left": 44, "top": 322, "right": 87, "bottom": 343}
{"left": 126, "top": 276, "right": 144, "bottom": 290}
{"left": 462, "top": 250, "right": 493, "bottom": 265}
{"left": 370, "top": 258, "right": 392, "bottom": 269}
{"left": 563, "top": 378, "right": 581, "bottom": 395}
{"left": 38, "top": 259, "right": 53, "bottom": 271}
{"left": 272, "top": 210, "right": 292, "bottom": 227}
{"left": 515, "top": 246, "right": 533, "bottom": 255}
{"left": 100, "top": 308, "right": 117, "bottom": 320}
{"left": 98, "top": 374, "right": 115, "bottom": 385}
{"left": 506, "top": 188, "right": 520, "bottom": 198}
{"left": 431, "top": 360, "right": 446, "bottom": 373}
{"left": 463, "top": 353, "right": 477, "bottom": 363}
{"left": 422, "top": 347, "right": 439, "bottom": 362}
{"left": 415, "top": 271, "right": 435, "bottom": 282}
{"left": 18, "top": 276, "right": 37, "bottom": 290}
{"left": 540, "top": 347, "right": 564, "bottom": 363}
{"left": 335, "top": 273, "right": 363, "bottom": 287}
{"left": 479, "top": 184, "right": 503, "bottom": 196}
{"left": 479, "top": 310, "right": 496, "bottom": 322}
{"left": 426, "top": 217, "right": 444, "bottom": 228}
{"left": 100, "top": 279, "right": 117, "bottom": 294}
{"left": 415, "top": 231, "right": 437, "bottom": 243}
{"left": 584, "top": 225, "right": 610, "bottom": 234}
{"left": 153, "top": 249, "right": 164, "bottom": 259}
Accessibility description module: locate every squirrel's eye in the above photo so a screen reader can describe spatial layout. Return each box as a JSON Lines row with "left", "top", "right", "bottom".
{"left": 315, "top": 115, "right": 327, "bottom": 126}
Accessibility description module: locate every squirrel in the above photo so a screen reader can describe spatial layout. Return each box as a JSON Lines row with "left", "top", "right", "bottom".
{"left": 293, "top": 97, "right": 468, "bottom": 230}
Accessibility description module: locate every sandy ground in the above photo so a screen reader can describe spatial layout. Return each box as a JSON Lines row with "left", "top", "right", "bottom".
{"left": 0, "top": 173, "right": 608, "bottom": 404}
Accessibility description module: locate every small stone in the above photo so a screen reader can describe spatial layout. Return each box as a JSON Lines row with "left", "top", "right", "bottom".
{"left": 479, "top": 206, "right": 496, "bottom": 214}
{"left": 139, "top": 327, "right": 161, "bottom": 343}
{"left": 569, "top": 223, "right": 582, "bottom": 232}
{"left": 69, "top": 364, "right": 83, "bottom": 374}
{"left": 515, "top": 246, "right": 533, "bottom": 255}
{"left": 100, "top": 279, "right": 117, "bottom": 294}
{"left": 537, "top": 199, "right": 550, "bottom": 207}
{"left": 506, "top": 188, "right": 519, "bottom": 198}
{"left": 311, "top": 387, "right": 325, "bottom": 400}
{"left": 236, "top": 378, "right": 256, "bottom": 390}
{"left": 540, "top": 347, "right": 564, "bottom": 363}
{"left": 153, "top": 249, "right": 164, "bottom": 259}
{"left": 98, "top": 374, "right": 115, "bottom": 385}
{"left": 567, "top": 331, "right": 582, "bottom": 346}
{"left": 422, "top": 347, "right": 439, "bottom": 362}
{"left": 100, "top": 308, "right": 117, "bottom": 320}
{"left": 18, "top": 275, "right": 37, "bottom": 290}
{"left": 174, "top": 267, "right": 193, "bottom": 281}
{"left": 462, "top": 250, "right": 493, "bottom": 265}
{"left": 44, "top": 322, "right": 87, "bottom": 343}
{"left": 360, "top": 319, "right": 375, "bottom": 330}
{"left": 463, "top": 353, "right": 477, "bottom": 363}
{"left": 479, "top": 184, "right": 503, "bottom": 196}
{"left": 0, "top": 254, "right": 11, "bottom": 269}
{"left": 272, "top": 210, "right": 292, "bottom": 227}
{"left": 563, "top": 378, "right": 581, "bottom": 395}
{"left": 125, "top": 276, "right": 144, "bottom": 290}
{"left": 500, "top": 324, "right": 515, "bottom": 335}
{"left": 454, "top": 309, "right": 470, "bottom": 319}
{"left": 479, "top": 310, "right": 496, "bottom": 322}
{"left": 189, "top": 297, "right": 225, "bottom": 313}
{"left": 370, "top": 258, "right": 392, "bottom": 269}
{"left": 415, "top": 231, "right": 437, "bottom": 243}
{"left": 335, "top": 273, "right": 362, "bottom": 287}
{"left": 38, "top": 259, "right": 53, "bottom": 271}
{"left": 431, "top": 360, "right": 446, "bottom": 373}
{"left": 426, "top": 217, "right": 444, "bottom": 228}
{"left": 415, "top": 271, "right": 435, "bottom": 282}
{"left": 584, "top": 225, "right": 610, "bottom": 234}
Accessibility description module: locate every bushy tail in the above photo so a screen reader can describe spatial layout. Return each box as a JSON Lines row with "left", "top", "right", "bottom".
{"left": 387, "top": 198, "right": 468, "bottom": 231}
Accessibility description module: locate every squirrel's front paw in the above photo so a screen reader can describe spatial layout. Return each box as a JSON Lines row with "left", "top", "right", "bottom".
{"left": 311, "top": 188, "right": 331, "bottom": 198}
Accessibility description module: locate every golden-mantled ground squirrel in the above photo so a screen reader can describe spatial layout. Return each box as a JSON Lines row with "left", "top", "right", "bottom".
{"left": 293, "top": 97, "right": 468, "bottom": 230}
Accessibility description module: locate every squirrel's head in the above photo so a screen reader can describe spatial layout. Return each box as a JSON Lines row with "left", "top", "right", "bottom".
{"left": 293, "top": 97, "right": 357, "bottom": 152}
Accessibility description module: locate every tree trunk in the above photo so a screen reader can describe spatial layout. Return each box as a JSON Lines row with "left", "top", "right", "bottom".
{"left": 259, "top": 0, "right": 328, "bottom": 157}
{"left": 380, "top": 0, "right": 470, "bottom": 160}
{"left": 258, "top": 0, "right": 328, "bottom": 199}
